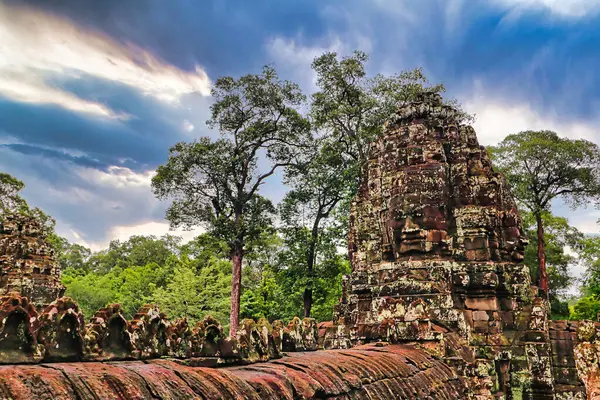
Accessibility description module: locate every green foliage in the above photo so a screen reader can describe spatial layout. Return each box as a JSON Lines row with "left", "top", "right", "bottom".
{"left": 579, "top": 236, "right": 600, "bottom": 296}
{"left": 64, "top": 262, "right": 169, "bottom": 319}
{"left": 86, "top": 235, "right": 181, "bottom": 274}
{"left": 153, "top": 257, "right": 232, "bottom": 326}
{"left": 63, "top": 234, "right": 233, "bottom": 323}
{"left": 62, "top": 272, "right": 118, "bottom": 318}
{"left": 272, "top": 226, "right": 350, "bottom": 321}
{"left": 0, "top": 172, "right": 26, "bottom": 215}
{"left": 571, "top": 296, "right": 600, "bottom": 320}
{"left": 550, "top": 298, "right": 570, "bottom": 320}
{"left": 489, "top": 130, "right": 600, "bottom": 213}
{"left": 240, "top": 266, "right": 279, "bottom": 320}
{"left": 521, "top": 211, "right": 583, "bottom": 297}
{"left": 51, "top": 236, "right": 92, "bottom": 276}
{"left": 280, "top": 142, "right": 356, "bottom": 316}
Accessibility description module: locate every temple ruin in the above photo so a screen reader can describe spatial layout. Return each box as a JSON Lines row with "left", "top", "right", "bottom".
{"left": 0, "top": 94, "right": 600, "bottom": 399}
{"left": 0, "top": 213, "right": 64, "bottom": 307}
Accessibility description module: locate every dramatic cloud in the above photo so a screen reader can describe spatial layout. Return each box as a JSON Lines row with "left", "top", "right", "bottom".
{"left": 491, "top": 0, "right": 600, "bottom": 18}
{"left": 0, "top": 2, "right": 211, "bottom": 118}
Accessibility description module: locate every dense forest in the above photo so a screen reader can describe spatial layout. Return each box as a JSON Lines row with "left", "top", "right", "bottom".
{"left": 2, "top": 50, "right": 600, "bottom": 332}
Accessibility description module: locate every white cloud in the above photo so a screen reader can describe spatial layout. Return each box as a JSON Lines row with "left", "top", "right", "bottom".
{"left": 60, "top": 222, "right": 205, "bottom": 252}
{"left": 0, "top": 3, "right": 211, "bottom": 118}
{"left": 109, "top": 222, "right": 205, "bottom": 245}
{"left": 0, "top": 73, "right": 126, "bottom": 119}
{"left": 183, "top": 120, "right": 195, "bottom": 132}
{"left": 46, "top": 164, "right": 208, "bottom": 251}
{"left": 491, "top": 0, "right": 600, "bottom": 18}
{"left": 76, "top": 166, "right": 155, "bottom": 189}
{"left": 566, "top": 209, "right": 600, "bottom": 235}
{"left": 464, "top": 82, "right": 600, "bottom": 146}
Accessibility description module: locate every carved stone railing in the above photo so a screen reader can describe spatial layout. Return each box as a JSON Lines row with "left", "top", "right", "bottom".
{"left": 0, "top": 292, "right": 319, "bottom": 365}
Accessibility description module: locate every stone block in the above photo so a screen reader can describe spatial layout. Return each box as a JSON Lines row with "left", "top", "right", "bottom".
{"left": 465, "top": 297, "right": 498, "bottom": 311}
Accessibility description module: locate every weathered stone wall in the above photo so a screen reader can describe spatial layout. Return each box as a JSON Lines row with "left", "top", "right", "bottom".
{"left": 327, "top": 92, "right": 556, "bottom": 398}
{"left": 0, "top": 214, "right": 64, "bottom": 308}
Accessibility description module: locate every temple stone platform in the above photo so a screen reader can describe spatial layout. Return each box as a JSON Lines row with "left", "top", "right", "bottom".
{"left": 0, "top": 343, "right": 468, "bottom": 399}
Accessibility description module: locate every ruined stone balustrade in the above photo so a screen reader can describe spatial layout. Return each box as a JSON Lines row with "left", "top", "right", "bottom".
{"left": 0, "top": 292, "right": 320, "bottom": 366}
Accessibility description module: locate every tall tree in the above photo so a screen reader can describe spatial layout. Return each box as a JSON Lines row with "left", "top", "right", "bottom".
{"left": 280, "top": 143, "right": 355, "bottom": 317}
{"left": 489, "top": 131, "right": 600, "bottom": 294}
{"left": 152, "top": 66, "right": 310, "bottom": 335}
{"left": 310, "top": 51, "right": 470, "bottom": 170}
{"left": 521, "top": 211, "right": 583, "bottom": 317}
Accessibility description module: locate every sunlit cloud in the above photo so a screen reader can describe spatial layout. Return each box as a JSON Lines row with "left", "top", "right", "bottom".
{"left": 76, "top": 166, "right": 155, "bottom": 189}
{"left": 64, "top": 222, "right": 205, "bottom": 252}
{"left": 0, "top": 73, "right": 124, "bottom": 118}
{"left": 0, "top": 3, "right": 211, "bottom": 118}
{"left": 109, "top": 222, "right": 205, "bottom": 245}
{"left": 491, "top": 0, "right": 600, "bottom": 18}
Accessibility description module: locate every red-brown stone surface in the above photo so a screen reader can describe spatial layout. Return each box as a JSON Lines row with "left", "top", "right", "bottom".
{"left": 0, "top": 343, "right": 468, "bottom": 399}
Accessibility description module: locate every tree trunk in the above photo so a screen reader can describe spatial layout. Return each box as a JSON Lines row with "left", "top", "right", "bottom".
{"left": 535, "top": 212, "right": 549, "bottom": 295}
{"left": 303, "top": 216, "right": 321, "bottom": 318}
{"left": 229, "top": 244, "right": 243, "bottom": 336}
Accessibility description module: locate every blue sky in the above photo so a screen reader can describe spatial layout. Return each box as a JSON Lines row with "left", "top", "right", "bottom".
{"left": 1, "top": 0, "right": 600, "bottom": 256}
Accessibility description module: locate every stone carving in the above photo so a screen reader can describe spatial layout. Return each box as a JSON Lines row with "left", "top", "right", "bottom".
{"left": 84, "top": 303, "right": 133, "bottom": 359}
{"left": 282, "top": 317, "right": 319, "bottom": 352}
{"left": 35, "top": 297, "right": 85, "bottom": 362}
{"left": 165, "top": 317, "right": 194, "bottom": 358}
{"left": 193, "top": 314, "right": 224, "bottom": 357}
{"left": 0, "top": 292, "right": 41, "bottom": 363}
{"left": 129, "top": 304, "right": 171, "bottom": 358}
{"left": 0, "top": 214, "right": 64, "bottom": 308}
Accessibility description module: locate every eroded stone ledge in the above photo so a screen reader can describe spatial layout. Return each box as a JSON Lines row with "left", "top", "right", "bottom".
{"left": 0, "top": 343, "right": 468, "bottom": 400}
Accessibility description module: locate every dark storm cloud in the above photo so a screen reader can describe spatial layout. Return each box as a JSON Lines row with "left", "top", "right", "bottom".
{"left": 1, "top": 143, "right": 107, "bottom": 169}
{"left": 0, "top": 70, "right": 205, "bottom": 172}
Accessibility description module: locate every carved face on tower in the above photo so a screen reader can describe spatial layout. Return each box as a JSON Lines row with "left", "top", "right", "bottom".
{"left": 350, "top": 116, "right": 529, "bottom": 266}
{"left": 386, "top": 165, "right": 450, "bottom": 258}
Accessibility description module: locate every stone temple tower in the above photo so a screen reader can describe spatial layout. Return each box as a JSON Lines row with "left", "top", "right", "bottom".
{"left": 327, "top": 92, "right": 556, "bottom": 399}
{"left": 0, "top": 214, "right": 64, "bottom": 308}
